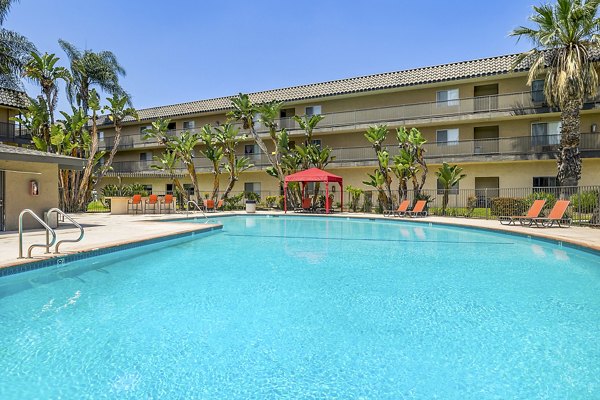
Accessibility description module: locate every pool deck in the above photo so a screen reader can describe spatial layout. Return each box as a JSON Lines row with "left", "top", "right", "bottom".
{"left": 0, "top": 210, "right": 598, "bottom": 270}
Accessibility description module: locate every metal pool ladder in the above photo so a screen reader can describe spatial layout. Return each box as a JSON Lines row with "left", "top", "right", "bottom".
{"left": 186, "top": 200, "right": 208, "bottom": 221}
{"left": 18, "top": 209, "right": 56, "bottom": 259}
{"left": 18, "top": 208, "right": 85, "bottom": 258}
{"left": 45, "top": 208, "right": 84, "bottom": 254}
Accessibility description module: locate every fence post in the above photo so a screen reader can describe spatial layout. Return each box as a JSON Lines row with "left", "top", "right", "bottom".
{"left": 485, "top": 188, "right": 489, "bottom": 220}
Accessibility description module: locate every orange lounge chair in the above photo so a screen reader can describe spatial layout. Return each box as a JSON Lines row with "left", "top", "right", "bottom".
{"left": 405, "top": 200, "right": 428, "bottom": 218}
{"left": 127, "top": 194, "right": 142, "bottom": 214}
{"left": 144, "top": 194, "right": 159, "bottom": 214}
{"left": 204, "top": 199, "right": 215, "bottom": 212}
{"left": 499, "top": 199, "right": 546, "bottom": 225}
{"left": 384, "top": 200, "right": 410, "bottom": 217}
{"left": 160, "top": 194, "right": 175, "bottom": 214}
{"left": 215, "top": 199, "right": 224, "bottom": 211}
{"left": 526, "top": 200, "right": 571, "bottom": 228}
{"left": 294, "top": 198, "right": 313, "bottom": 213}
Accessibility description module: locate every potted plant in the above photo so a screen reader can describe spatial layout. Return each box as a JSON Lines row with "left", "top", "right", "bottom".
{"left": 244, "top": 191, "right": 259, "bottom": 213}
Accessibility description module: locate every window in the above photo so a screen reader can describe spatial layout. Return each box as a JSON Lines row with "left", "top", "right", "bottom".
{"left": 167, "top": 122, "right": 176, "bottom": 130}
{"left": 183, "top": 121, "right": 195, "bottom": 130}
{"left": 98, "top": 131, "right": 104, "bottom": 141}
{"left": 437, "top": 179, "right": 460, "bottom": 195}
{"left": 142, "top": 185, "right": 153, "bottom": 194}
{"left": 139, "top": 152, "right": 152, "bottom": 162}
{"left": 311, "top": 139, "right": 322, "bottom": 149}
{"left": 531, "top": 79, "right": 545, "bottom": 103}
{"left": 183, "top": 184, "right": 194, "bottom": 196}
{"left": 436, "top": 89, "right": 459, "bottom": 107}
{"left": 166, "top": 183, "right": 173, "bottom": 195}
{"left": 533, "top": 176, "right": 558, "bottom": 188}
{"left": 305, "top": 105, "right": 322, "bottom": 116}
{"left": 244, "top": 144, "right": 260, "bottom": 155}
{"left": 531, "top": 122, "right": 560, "bottom": 146}
{"left": 244, "top": 182, "right": 261, "bottom": 196}
{"left": 436, "top": 128, "right": 459, "bottom": 145}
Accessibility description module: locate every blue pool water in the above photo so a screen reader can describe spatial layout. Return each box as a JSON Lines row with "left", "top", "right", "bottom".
{"left": 1, "top": 215, "right": 599, "bottom": 399}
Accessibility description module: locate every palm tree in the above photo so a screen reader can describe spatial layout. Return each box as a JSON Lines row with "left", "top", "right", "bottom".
{"left": 199, "top": 124, "right": 224, "bottom": 200}
{"left": 214, "top": 123, "right": 252, "bottom": 200}
{"left": 397, "top": 126, "right": 428, "bottom": 198}
{"left": 168, "top": 130, "right": 202, "bottom": 201}
{"left": 59, "top": 39, "right": 129, "bottom": 114}
{"left": 94, "top": 94, "right": 138, "bottom": 189}
{"left": 228, "top": 93, "right": 279, "bottom": 176}
{"left": 0, "top": 0, "right": 35, "bottom": 84}
{"left": 511, "top": 0, "right": 600, "bottom": 190}
{"left": 76, "top": 89, "right": 104, "bottom": 209}
{"left": 293, "top": 114, "right": 325, "bottom": 145}
{"left": 365, "top": 124, "right": 393, "bottom": 209}
{"left": 151, "top": 150, "right": 187, "bottom": 203}
{"left": 435, "top": 162, "right": 466, "bottom": 215}
{"left": 23, "top": 52, "right": 71, "bottom": 125}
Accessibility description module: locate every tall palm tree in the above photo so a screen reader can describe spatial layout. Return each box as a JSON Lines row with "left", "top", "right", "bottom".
{"left": 199, "top": 124, "right": 224, "bottom": 200}
{"left": 23, "top": 52, "right": 71, "bottom": 125}
{"left": 0, "top": 0, "right": 35, "bottom": 84}
{"left": 436, "top": 162, "right": 466, "bottom": 215}
{"left": 511, "top": 0, "right": 600, "bottom": 190}
{"left": 59, "top": 39, "right": 129, "bottom": 114}
{"left": 94, "top": 94, "right": 138, "bottom": 189}
{"left": 168, "top": 130, "right": 202, "bottom": 201}
{"left": 151, "top": 150, "right": 187, "bottom": 202}
{"left": 293, "top": 114, "right": 325, "bottom": 145}
{"left": 365, "top": 124, "right": 393, "bottom": 209}
{"left": 76, "top": 89, "right": 103, "bottom": 209}
{"left": 214, "top": 123, "right": 252, "bottom": 200}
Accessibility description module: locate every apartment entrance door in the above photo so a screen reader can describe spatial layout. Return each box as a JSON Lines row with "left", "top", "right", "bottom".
{"left": 475, "top": 177, "right": 499, "bottom": 207}
{"left": 474, "top": 84, "right": 499, "bottom": 112}
{"left": 473, "top": 126, "right": 499, "bottom": 154}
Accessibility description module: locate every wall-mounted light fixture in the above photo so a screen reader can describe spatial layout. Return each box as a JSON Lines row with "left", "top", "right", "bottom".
{"left": 592, "top": 123, "right": 597, "bottom": 133}
{"left": 30, "top": 180, "right": 39, "bottom": 196}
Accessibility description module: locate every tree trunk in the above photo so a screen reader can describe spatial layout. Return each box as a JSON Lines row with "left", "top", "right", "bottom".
{"left": 211, "top": 168, "right": 220, "bottom": 201}
{"left": 557, "top": 99, "right": 582, "bottom": 198}
{"left": 77, "top": 118, "right": 99, "bottom": 209}
{"left": 94, "top": 125, "right": 121, "bottom": 190}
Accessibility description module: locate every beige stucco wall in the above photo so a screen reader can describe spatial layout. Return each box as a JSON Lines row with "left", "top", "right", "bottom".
{"left": 1, "top": 160, "right": 59, "bottom": 231}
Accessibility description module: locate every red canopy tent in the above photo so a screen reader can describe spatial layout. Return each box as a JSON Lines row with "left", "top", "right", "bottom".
{"left": 284, "top": 168, "right": 343, "bottom": 214}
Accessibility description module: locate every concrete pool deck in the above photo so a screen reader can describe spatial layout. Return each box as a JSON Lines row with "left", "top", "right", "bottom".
{"left": 0, "top": 210, "right": 598, "bottom": 269}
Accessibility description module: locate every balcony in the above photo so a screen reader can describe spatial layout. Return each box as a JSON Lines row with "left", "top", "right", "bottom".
{"left": 105, "top": 133, "right": 600, "bottom": 175}
{"left": 0, "top": 122, "right": 31, "bottom": 144}
{"left": 100, "top": 91, "right": 596, "bottom": 151}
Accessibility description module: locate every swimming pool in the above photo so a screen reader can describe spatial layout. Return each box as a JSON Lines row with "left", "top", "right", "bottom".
{"left": 0, "top": 215, "right": 598, "bottom": 399}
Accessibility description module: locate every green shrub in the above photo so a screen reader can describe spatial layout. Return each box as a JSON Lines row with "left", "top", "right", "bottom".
{"left": 570, "top": 190, "right": 599, "bottom": 211}
{"left": 244, "top": 191, "right": 260, "bottom": 202}
{"left": 86, "top": 200, "right": 109, "bottom": 212}
{"left": 265, "top": 195, "right": 278, "bottom": 208}
{"left": 224, "top": 193, "right": 244, "bottom": 210}
{"left": 490, "top": 197, "right": 527, "bottom": 216}
{"left": 525, "top": 191, "right": 556, "bottom": 212}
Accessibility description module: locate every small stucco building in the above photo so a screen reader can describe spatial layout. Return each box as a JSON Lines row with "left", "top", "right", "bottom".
{"left": 0, "top": 144, "right": 84, "bottom": 230}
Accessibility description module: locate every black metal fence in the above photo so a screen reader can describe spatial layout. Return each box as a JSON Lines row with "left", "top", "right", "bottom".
{"left": 60, "top": 185, "right": 600, "bottom": 226}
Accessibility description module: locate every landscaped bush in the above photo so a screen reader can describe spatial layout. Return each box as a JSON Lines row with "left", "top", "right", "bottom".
{"left": 490, "top": 197, "right": 528, "bottom": 216}
{"left": 86, "top": 200, "right": 109, "bottom": 213}
{"left": 265, "top": 195, "right": 278, "bottom": 208}
{"left": 570, "top": 190, "right": 599, "bottom": 211}
{"left": 244, "top": 191, "right": 260, "bottom": 202}
{"left": 525, "top": 191, "right": 557, "bottom": 212}
{"left": 100, "top": 184, "right": 148, "bottom": 197}
{"left": 224, "top": 193, "right": 244, "bottom": 210}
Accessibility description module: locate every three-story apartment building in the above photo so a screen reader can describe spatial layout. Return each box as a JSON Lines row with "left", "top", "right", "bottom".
{"left": 98, "top": 53, "right": 600, "bottom": 201}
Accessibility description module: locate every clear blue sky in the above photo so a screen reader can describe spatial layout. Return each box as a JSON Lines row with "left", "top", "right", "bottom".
{"left": 5, "top": 0, "right": 535, "bottom": 112}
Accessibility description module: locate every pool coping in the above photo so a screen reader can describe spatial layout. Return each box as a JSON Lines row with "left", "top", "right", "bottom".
{"left": 0, "top": 224, "right": 223, "bottom": 277}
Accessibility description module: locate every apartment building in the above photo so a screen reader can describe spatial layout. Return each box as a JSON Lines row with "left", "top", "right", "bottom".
{"left": 98, "top": 53, "right": 600, "bottom": 201}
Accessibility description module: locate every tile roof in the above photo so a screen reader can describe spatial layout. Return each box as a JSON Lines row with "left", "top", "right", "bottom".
{"left": 0, "top": 144, "right": 85, "bottom": 169}
{"left": 103, "top": 52, "right": 532, "bottom": 125}
{"left": 0, "top": 75, "right": 28, "bottom": 109}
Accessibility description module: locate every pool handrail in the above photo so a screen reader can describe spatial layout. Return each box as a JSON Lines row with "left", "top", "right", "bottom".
{"left": 18, "top": 209, "right": 57, "bottom": 259}
{"left": 186, "top": 200, "right": 208, "bottom": 220}
{"left": 45, "top": 208, "right": 84, "bottom": 254}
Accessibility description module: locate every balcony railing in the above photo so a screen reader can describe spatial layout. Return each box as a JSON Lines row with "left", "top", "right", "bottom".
{"left": 100, "top": 91, "right": 596, "bottom": 151}
{"left": 106, "top": 133, "right": 600, "bottom": 174}
{"left": 0, "top": 122, "right": 31, "bottom": 144}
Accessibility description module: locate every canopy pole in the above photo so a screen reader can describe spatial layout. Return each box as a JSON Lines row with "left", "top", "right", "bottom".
{"left": 326, "top": 183, "right": 330, "bottom": 214}
{"left": 284, "top": 183, "right": 288, "bottom": 213}
{"left": 340, "top": 182, "right": 343, "bottom": 212}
